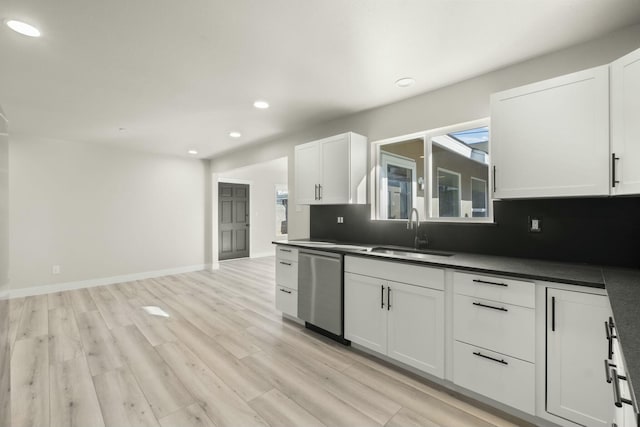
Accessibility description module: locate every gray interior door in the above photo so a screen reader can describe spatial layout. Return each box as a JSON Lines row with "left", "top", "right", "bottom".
{"left": 218, "top": 183, "right": 250, "bottom": 260}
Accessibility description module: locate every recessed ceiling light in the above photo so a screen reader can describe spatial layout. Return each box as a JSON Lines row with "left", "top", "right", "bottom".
{"left": 395, "top": 77, "right": 415, "bottom": 88}
{"left": 229, "top": 131, "right": 242, "bottom": 138}
{"left": 253, "top": 100, "right": 269, "bottom": 109}
{"left": 5, "top": 20, "right": 41, "bottom": 37}
{"left": 187, "top": 150, "right": 198, "bottom": 155}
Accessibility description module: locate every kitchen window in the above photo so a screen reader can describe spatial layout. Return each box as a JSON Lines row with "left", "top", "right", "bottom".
{"left": 372, "top": 118, "right": 492, "bottom": 222}
{"left": 275, "top": 185, "right": 288, "bottom": 236}
{"left": 379, "top": 152, "right": 417, "bottom": 220}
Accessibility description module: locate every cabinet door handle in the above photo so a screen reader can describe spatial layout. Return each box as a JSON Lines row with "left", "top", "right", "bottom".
{"left": 472, "top": 301, "right": 508, "bottom": 312}
{"left": 387, "top": 287, "right": 391, "bottom": 311}
{"left": 612, "top": 153, "right": 620, "bottom": 188}
{"left": 605, "top": 319, "right": 616, "bottom": 360}
{"left": 314, "top": 184, "right": 319, "bottom": 200}
{"left": 493, "top": 165, "right": 497, "bottom": 193}
{"left": 279, "top": 261, "right": 291, "bottom": 266}
{"left": 611, "top": 368, "right": 634, "bottom": 408}
{"left": 473, "top": 279, "right": 508, "bottom": 287}
{"left": 605, "top": 359, "right": 616, "bottom": 383}
{"left": 280, "top": 248, "right": 292, "bottom": 253}
{"left": 551, "top": 296, "right": 556, "bottom": 332}
{"left": 473, "top": 351, "right": 508, "bottom": 365}
{"left": 381, "top": 285, "right": 385, "bottom": 309}
{"left": 319, "top": 184, "right": 322, "bottom": 200}
{"left": 279, "top": 288, "right": 292, "bottom": 294}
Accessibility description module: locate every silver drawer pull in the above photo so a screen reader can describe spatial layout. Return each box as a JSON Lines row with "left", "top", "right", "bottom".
{"left": 473, "top": 351, "right": 508, "bottom": 365}
{"left": 279, "top": 261, "right": 292, "bottom": 266}
{"left": 605, "top": 359, "right": 617, "bottom": 383}
{"left": 279, "top": 248, "right": 292, "bottom": 253}
{"left": 611, "top": 368, "right": 634, "bottom": 408}
{"left": 472, "top": 301, "right": 508, "bottom": 312}
{"left": 473, "top": 279, "right": 508, "bottom": 287}
{"left": 279, "top": 288, "right": 292, "bottom": 294}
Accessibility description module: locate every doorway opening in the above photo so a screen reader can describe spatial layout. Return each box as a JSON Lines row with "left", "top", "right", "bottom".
{"left": 218, "top": 182, "right": 250, "bottom": 260}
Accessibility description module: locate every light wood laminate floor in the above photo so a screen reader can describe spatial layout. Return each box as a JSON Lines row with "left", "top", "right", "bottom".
{"left": 9, "top": 257, "right": 528, "bottom": 427}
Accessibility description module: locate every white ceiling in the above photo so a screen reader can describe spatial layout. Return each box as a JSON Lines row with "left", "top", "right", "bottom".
{"left": 1, "top": 0, "right": 639, "bottom": 159}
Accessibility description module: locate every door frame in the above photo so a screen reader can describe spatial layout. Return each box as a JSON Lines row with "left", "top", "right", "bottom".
{"left": 217, "top": 178, "right": 252, "bottom": 260}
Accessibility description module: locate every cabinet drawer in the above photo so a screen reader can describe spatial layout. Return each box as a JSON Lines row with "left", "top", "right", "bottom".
{"left": 275, "top": 286, "right": 297, "bottom": 317}
{"left": 454, "top": 294, "right": 535, "bottom": 362}
{"left": 453, "top": 341, "right": 535, "bottom": 415}
{"left": 276, "top": 259, "right": 298, "bottom": 290}
{"left": 453, "top": 271, "right": 535, "bottom": 308}
{"left": 276, "top": 246, "right": 298, "bottom": 262}
{"left": 345, "top": 256, "right": 444, "bottom": 291}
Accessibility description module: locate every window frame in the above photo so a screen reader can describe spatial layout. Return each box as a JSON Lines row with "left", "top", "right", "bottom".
{"left": 379, "top": 151, "right": 418, "bottom": 220}
{"left": 370, "top": 118, "right": 493, "bottom": 223}
{"left": 470, "top": 176, "right": 489, "bottom": 218}
{"left": 436, "top": 167, "right": 462, "bottom": 218}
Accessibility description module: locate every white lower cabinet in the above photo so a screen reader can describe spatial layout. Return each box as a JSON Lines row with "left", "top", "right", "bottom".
{"left": 546, "top": 288, "right": 613, "bottom": 427}
{"left": 453, "top": 271, "right": 536, "bottom": 414}
{"left": 454, "top": 294, "right": 535, "bottom": 363}
{"left": 344, "top": 261, "right": 445, "bottom": 378}
{"left": 275, "top": 286, "right": 297, "bottom": 316}
{"left": 387, "top": 281, "right": 444, "bottom": 375}
{"left": 453, "top": 341, "right": 535, "bottom": 414}
{"left": 344, "top": 272, "right": 387, "bottom": 354}
{"left": 275, "top": 245, "right": 298, "bottom": 317}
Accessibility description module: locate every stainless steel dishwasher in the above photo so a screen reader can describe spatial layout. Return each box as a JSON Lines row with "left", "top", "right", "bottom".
{"left": 298, "top": 249, "right": 346, "bottom": 342}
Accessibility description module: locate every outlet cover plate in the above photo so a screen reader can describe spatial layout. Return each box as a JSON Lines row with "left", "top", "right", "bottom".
{"left": 528, "top": 216, "right": 542, "bottom": 233}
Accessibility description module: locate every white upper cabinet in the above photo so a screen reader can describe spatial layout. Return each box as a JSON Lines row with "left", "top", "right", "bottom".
{"left": 294, "top": 132, "right": 367, "bottom": 205}
{"left": 611, "top": 48, "right": 640, "bottom": 195}
{"left": 491, "top": 65, "right": 610, "bottom": 199}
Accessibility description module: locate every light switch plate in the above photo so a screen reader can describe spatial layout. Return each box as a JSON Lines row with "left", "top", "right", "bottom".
{"left": 528, "top": 216, "right": 542, "bottom": 233}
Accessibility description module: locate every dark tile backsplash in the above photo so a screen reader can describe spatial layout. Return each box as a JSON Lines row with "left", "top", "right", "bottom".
{"left": 310, "top": 198, "right": 640, "bottom": 268}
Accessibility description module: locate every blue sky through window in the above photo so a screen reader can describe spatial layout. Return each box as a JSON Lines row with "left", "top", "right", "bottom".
{"left": 448, "top": 126, "right": 489, "bottom": 145}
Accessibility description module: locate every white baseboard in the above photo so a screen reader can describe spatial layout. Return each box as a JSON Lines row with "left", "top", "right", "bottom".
{"left": 9, "top": 264, "right": 208, "bottom": 298}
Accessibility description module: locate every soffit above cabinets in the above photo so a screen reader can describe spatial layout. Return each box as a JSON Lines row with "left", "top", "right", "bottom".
{"left": 1, "top": 0, "right": 639, "bottom": 158}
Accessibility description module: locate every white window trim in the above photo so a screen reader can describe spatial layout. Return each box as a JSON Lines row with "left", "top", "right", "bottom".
{"left": 370, "top": 117, "right": 494, "bottom": 223}
{"left": 379, "top": 152, "right": 417, "bottom": 220}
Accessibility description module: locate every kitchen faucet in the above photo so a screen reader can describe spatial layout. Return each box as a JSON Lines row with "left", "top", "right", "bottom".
{"left": 407, "top": 208, "right": 428, "bottom": 250}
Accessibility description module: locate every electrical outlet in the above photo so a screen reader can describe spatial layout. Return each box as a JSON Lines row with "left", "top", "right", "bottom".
{"left": 528, "top": 216, "right": 542, "bottom": 233}
{"left": 337, "top": 216, "right": 344, "bottom": 224}
{"left": 52, "top": 265, "right": 61, "bottom": 275}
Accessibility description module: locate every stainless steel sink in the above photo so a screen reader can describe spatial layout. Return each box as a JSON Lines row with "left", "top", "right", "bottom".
{"left": 370, "top": 247, "right": 453, "bottom": 258}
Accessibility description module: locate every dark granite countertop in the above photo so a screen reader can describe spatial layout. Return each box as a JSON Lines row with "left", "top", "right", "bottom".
{"left": 274, "top": 239, "right": 606, "bottom": 288}
{"left": 274, "top": 239, "right": 640, "bottom": 406}
{"left": 602, "top": 268, "right": 640, "bottom": 409}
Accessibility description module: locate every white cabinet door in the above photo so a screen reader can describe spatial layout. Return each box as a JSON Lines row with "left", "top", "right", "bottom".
{"left": 491, "top": 66, "right": 610, "bottom": 199}
{"left": 387, "top": 281, "right": 444, "bottom": 378}
{"left": 546, "top": 289, "right": 613, "bottom": 427}
{"left": 294, "top": 142, "right": 320, "bottom": 204}
{"left": 611, "top": 48, "right": 640, "bottom": 195}
{"left": 344, "top": 272, "right": 387, "bottom": 354}
{"left": 319, "top": 134, "right": 351, "bottom": 204}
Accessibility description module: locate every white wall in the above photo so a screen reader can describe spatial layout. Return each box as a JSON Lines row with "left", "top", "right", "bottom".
{"left": 212, "top": 157, "right": 287, "bottom": 261}
{"left": 9, "top": 136, "right": 208, "bottom": 292}
{"left": 209, "top": 24, "right": 640, "bottom": 239}
{"left": 0, "top": 106, "right": 8, "bottom": 296}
